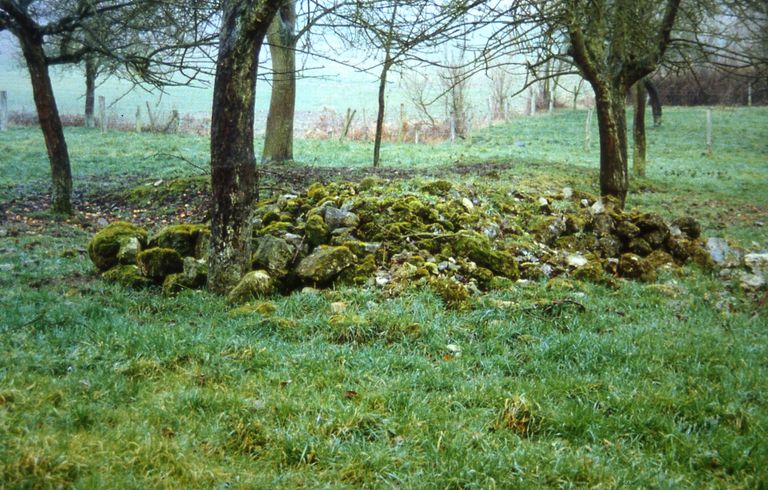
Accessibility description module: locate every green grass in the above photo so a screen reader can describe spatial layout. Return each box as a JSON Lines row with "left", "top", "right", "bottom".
{"left": 1, "top": 107, "right": 767, "bottom": 488}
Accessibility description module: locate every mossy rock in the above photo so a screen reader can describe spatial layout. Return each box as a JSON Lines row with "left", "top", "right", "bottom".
{"left": 252, "top": 235, "right": 294, "bottom": 279}
{"left": 88, "top": 221, "right": 148, "bottom": 271}
{"left": 137, "top": 247, "right": 183, "bottom": 280}
{"left": 628, "top": 237, "right": 653, "bottom": 256}
{"left": 256, "top": 221, "right": 293, "bottom": 237}
{"left": 149, "top": 224, "right": 209, "bottom": 258}
{"left": 338, "top": 254, "right": 378, "bottom": 285}
{"left": 296, "top": 246, "right": 357, "bottom": 284}
{"left": 588, "top": 214, "right": 616, "bottom": 237}
{"left": 618, "top": 253, "right": 656, "bottom": 282}
{"left": 102, "top": 264, "right": 152, "bottom": 288}
{"left": 533, "top": 216, "right": 567, "bottom": 245}
{"left": 644, "top": 250, "right": 676, "bottom": 271}
{"left": 359, "top": 176, "right": 383, "bottom": 191}
{"left": 571, "top": 260, "right": 616, "bottom": 287}
{"left": 306, "top": 183, "right": 328, "bottom": 202}
{"left": 226, "top": 270, "right": 274, "bottom": 305}
{"left": 429, "top": 276, "right": 470, "bottom": 309}
{"left": 305, "top": 214, "right": 329, "bottom": 246}
{"left": 451, "top": 231, "right": 518, "bottom": 279}
{"left": 671, "top": 216, "right": 701, "bottom": 239}
{"left": 615, "top": 220, "right": 641, "bottom": 240}
{"left": 421, "top": 180, "right": 453, "bottom": 195}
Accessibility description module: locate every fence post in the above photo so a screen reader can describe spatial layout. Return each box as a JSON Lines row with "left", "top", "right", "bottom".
{"left": 584, "top": 108, "right": 593, "bottom": 152}
{"left": 99, "top": 96, "right": 106, "bottom": 134}
{"left": 135, "top": 106, "right": 142, "bottom": 133}
{"left": 748, "top": 82, "right": 752, "bottom": 107}
{"left": 414, "top": 127, "right": 419, "bottom": 145}
{"left": 449, "top": 114, "right": 456, "bottom": 143}
{"left": 0, "top": 91, "right": 7, "bottom": 131}
{"left": 706, "top": 109, "right": 713, "bottom": 156}
{"left": 529, "top": 87, "right": 536, "bottom": 116}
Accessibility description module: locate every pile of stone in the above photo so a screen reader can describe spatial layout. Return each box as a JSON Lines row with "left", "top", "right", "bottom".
{"left": 88, "top": 178, "right": 721, "bottom": 304}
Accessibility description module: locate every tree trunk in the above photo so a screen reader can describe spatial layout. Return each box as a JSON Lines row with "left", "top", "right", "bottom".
{"left": 84, "top": 57, "right": 96, "bottom": 129}
{"left": 593, "top": 83, "right": 629, "bottom": 207}
{"left": 373, "top": 59, "right": 391, "bottom": 168}
{"left": 262, "top": 1, "right": 296, "bottom": 163}
{"left": 633, "top": 81, "right": 647, "bottom": 177}
{"left": 19, "top": 33, "right": 73, "bottom": 215}
{"left": 643, "top": 79, "right": 662, "bottom": 127}
{"left": 208, "top": 0, "right": 277, "bottom": 294}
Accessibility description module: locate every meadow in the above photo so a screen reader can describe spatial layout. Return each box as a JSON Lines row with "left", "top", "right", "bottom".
{"left": 0, "top": 107, "right": 766, "bottom": 488}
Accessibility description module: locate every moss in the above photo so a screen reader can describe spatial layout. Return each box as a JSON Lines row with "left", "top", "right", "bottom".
{"left": 340, "top": 240, "right": 369, "bottom": 257}
{"left": 421, "top": 180, "right": 453, "bottom": 195}
{"left": 429, "top": 276, "right": 470, "bottom": 309}
{"left": 339, "top": 254, "right": 378, "bottom": 285}
{"left": 618, "top": 253, "right": 656, "bottom": 282}
{"left": 305, "top": 214, "right": 329, "bottom": 246}
{"left": 451, "top": 231, "right": 518, "bottom": 279}
{"left": 88, "top": 221, "right": 148, "bottom": 271}
{"left": 644, "top": 250, "right": 676, "bottom": 272}
{"left": 359, "top": 176, "right": 383, "bottom": 191}
{"left": 628, "top": 237, "right": 653, "bottom": 256}
{"left": 257, "top": 221, "right": 293, "bottom": 237}
{"left": 226, "top": 270, "right": 274, "bottom": 305}
{"left": 102, "top": 264, "right": 152, "bottom": 288}
{"left": 572, "top": 260, "right": 616, "bottom": 287}
{"left": 149, "top": 224, "right": 209, "bottom": 258}
{"left": 296, "top": 246, "right": 357, "bottom": 284}
{"left": 137, "top": 247, "right": 183, "bottom": 280}
{"left": 162, "top": 273, "right": 191, "bottom": 296}
{"left": 306, "top": 183, "right": 327, "bottom": 202}
{"left": 261, "top": 210, "right": 281, "bottom": 226}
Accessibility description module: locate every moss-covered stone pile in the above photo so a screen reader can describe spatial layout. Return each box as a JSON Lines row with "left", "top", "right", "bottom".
{"left": 88, "top": 178, "right": 712, "bottom": 304}
{"left": 89, "top": 222, "right": 210, "bottom": 294}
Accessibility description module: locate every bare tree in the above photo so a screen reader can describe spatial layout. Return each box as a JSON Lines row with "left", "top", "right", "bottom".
{"left": 0, "top": 0, "right": 217, "bottom": 214}
{"left": 262, "top": 0, "right": 297, "bottom": 163}
{"left": 208, "top": 0, "right": 281, "bottom": 293}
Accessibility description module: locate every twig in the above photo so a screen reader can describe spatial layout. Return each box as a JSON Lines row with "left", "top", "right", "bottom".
{"left": 143, "top": 152, "right": 208, "bottom": 173}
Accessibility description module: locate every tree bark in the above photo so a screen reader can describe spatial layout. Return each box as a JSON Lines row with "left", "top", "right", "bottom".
{"left": 373, "top": 58, "right": 391, "bottom": 168}
{"left": 633, "top": 81, "right": 647, "bottom": 177}
{"left": 84, "top": 57, "right": 96, "bottom": 129}
{"left": 593, "top": 83, "right": 629, "bottom": 207}
{"left": 19, "top": 31, "right": 73, "bottom": 215}
{"left": 643, "top": 79, "right": 662, "bottom": 127}
{"left": 208, "top": 0, "right": 278, "bottom": 294}
{"left": 262, "top": 0, "right": 296, "bottom": 163}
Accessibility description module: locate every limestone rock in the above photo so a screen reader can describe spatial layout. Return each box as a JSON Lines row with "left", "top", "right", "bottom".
{"left": 305, "top": 214, "right": 329, "bottom": 246}
{"left": 323, "top": 207, "right": 360, "bottom": 231}
{"left": 744, "top": 252, "right": 768, "bottom": 276}
{"left": 296, "top": 246, "right": 356, "bottom": 283}
{"left": 102, "top": 264, "right": 151, "bottom": 288}
{"left": 116, "top": 237, "right": 141, "bottom": 265}
{"left": 137, "top": 247, "right": 183, "bottom": 280}
{"left": 226, "top": 270, "right": 274, "bottom": 304}
{"left": 88, "top": 221, "right": 148, "bottom": 271}
{"left": 252, "top": 235, "right": 294, "bottom": 278}
{"left": 618, "top": 253, "right": 656, "bottom": 281}
{"left": 671, "top": 217, "right": 701, "bottom": 239}
{"left": 149, "top": 224, "right": 209, "bottom": 258}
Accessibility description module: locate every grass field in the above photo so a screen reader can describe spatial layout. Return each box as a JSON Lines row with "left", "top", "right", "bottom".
{"left": 1, "top": 107, "right": 767, "bottom": 488}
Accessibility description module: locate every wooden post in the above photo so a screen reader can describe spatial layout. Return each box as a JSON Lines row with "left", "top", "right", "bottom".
{"left": 0, "top": 91, "right": 7, "bottom": 131}
{"left": 529, "top": 87, "right": 536, "bottom": 116}
{"left": 99, "top": 96, "right": 106, "bottom": 134}
{"left": 414, "top": 127, "right": 419, "bottom": 145}
{"left": 548, "top": 86, "right": 555, "bottom": 113}
{"left": 706, "top": 109, "right": 713, "bottom": 157}
{"left": 584, "top": 108, "right": 593, "bottom": 152}
{"left": 748, "top": 82, "right": 752, "bottom": 107}
{"left": 398, "top": 103, "right": 406, "bottom": 143}
{"left": 135, "top": 106, "right": 142, "bottom": 133}
{"left": 449, "top": 114, "right": 456, "bottom": 143}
